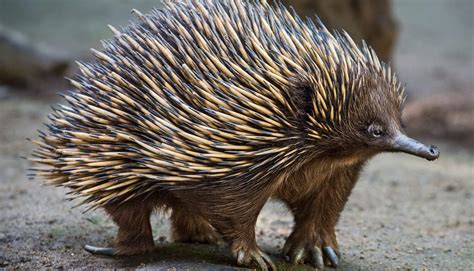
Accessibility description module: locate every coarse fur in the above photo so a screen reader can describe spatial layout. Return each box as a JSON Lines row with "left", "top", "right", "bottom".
{"left": 29, "top": 0, "right": 410, "bottom": 269}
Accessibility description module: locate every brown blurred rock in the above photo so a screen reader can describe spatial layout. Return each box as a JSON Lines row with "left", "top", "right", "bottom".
{"left": 0, "top": 25, "right": 70, "bottom": 93}
{"left": 280, "top": 0, "right": 398, "bottom": 62}
{"left": 403, "top": 91, "right": 474, "bottom": 147}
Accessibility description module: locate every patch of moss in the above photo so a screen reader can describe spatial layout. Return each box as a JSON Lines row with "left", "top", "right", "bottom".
{"left": 48, "top": 227, "right": 66, "bottom": 238}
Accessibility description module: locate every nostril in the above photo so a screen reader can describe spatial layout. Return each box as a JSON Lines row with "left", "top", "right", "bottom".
{"left": 429, "top": 146, "right": 438, "bottom": 155}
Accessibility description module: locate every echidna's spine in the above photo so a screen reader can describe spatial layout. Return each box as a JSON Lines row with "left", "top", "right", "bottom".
{"left": 29, "top": 0, "right": 404, "bottom": 210}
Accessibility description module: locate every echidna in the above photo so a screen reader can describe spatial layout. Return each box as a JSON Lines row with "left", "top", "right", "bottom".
{"left": 29, "top": 0, "right": 440, "bottom": 269}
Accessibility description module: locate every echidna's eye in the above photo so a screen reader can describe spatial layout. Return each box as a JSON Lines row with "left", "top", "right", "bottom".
{"left": 372, "top": 129, "right": 383, "bottom": 137}
{"left": 368, "top": 124, "right": 384, "bottom": 138}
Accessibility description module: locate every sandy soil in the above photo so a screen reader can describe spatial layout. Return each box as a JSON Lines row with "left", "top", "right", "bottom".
{"left": 0, "top": 97, "right": 472, "bottom": 270}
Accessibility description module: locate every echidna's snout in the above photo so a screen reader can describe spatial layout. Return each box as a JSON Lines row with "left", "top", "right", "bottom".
{"left": 389, "top": 133, "right": 440, "bottom": 161}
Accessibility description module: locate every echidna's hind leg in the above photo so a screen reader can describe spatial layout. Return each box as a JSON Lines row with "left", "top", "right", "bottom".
{"left": 171, "top": 207, "right": 222, "bottom": 245}
{"left": 84, "top": 201, "right": 155, "bottom": 256}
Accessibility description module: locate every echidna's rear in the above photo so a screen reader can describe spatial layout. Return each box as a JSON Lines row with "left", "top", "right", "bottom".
{"left": 30, "top": 0, "right": 439, "bottom": 269}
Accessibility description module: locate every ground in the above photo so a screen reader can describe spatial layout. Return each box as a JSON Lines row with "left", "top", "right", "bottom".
{"left": 0, "top": 97, "right": 472, "bottom": 269}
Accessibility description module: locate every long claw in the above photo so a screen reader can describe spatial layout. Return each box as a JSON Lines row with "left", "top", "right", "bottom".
{"left": 323, "top": 246, "right": 339, "bottom": 268}
{"left": 236, "top": 249, "right": 275, "bottom": 270}
{"left": 290, "top": 247, "right": 305, "bottom": 264}
{"left": 260, "top": 251, "right": 277, "bottom": 271}
{"left": 252, "top": 251, "right": 268, "bottom": 271}
{"left": 236, "top": 250, "right": 247, "bottom": 266}
{"left": 84, "top": 244, "right": 116, "bottom": 256}
{"left": 310, "top": 246, "right": 324, "bottom": 269}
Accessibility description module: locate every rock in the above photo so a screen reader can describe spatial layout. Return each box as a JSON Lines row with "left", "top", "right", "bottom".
{"left": 280, "top": 0, "right": 398, "bottom": 62}
{"left": 403, "top": 90, "right": 474, "bottom": 147}
{"left": 0, "top": 25, "right": 70, "bottom": 92}
{"left": 0, "top": 85, "right": 12, "bottom": 99}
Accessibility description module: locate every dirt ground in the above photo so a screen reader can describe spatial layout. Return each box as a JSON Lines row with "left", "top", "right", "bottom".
{"left": 0, "top": 96, "right": 472, "bottom": 270}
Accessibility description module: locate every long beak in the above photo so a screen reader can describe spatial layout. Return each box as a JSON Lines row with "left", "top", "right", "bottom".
{"left": 390, "top": 133, "right": 440, "bottom": 161}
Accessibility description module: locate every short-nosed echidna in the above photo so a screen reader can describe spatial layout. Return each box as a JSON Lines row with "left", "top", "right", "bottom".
{"left": 29, "top": 0, "right": 439, "bottom": 269}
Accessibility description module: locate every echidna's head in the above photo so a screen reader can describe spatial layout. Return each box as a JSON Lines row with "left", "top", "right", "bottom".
{"left": 300, "top": 35, "right": 439, "bottom": 162}
{"left": 318, "top": 73, "right": 438, "bottom": 161}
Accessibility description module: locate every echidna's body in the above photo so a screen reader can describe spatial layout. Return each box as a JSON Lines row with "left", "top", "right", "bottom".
{"left": 30, "top": 0, "right": 439, "bottom": 269}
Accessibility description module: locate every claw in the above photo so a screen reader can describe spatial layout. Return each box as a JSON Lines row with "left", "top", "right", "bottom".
{"left": 236, "top": 250, "right": 247, "bottom": 266}
{"left": 252, "top": 251, "right": 268, "bottom": 271}
{"left": 323, "top": 246, "right": 339, "bottom": 268}
{"left": 260, "top": 251, "right": 277, "bottom": 271}
{"left": 236, "top": 249, "right": 275, "bottom": 270}
{"left": 310, "top": 246, "right": 324, "bottom": 269}
{"left": 84, "top": 244, "right": 116, "bottom": 256}
{"left": 290, "top": 247, "right": 305, "bottom": 264}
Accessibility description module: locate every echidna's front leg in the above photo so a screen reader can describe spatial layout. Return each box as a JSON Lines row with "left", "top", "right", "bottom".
{"left": 281, "top": 168, "right": 360, "bottom": 268}
{"left": 171, "top": 207, "right": 222, "bottom": 245}
{"left": 282, "top": 209, "right": 340, "bottom": 268}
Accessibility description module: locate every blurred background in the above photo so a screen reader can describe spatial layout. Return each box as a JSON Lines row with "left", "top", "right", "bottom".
{"left": 0, "top": 0, "right": 472, "bottom": 269}
{"left": 1, "top": 0, "right": 472, "bottom": 144}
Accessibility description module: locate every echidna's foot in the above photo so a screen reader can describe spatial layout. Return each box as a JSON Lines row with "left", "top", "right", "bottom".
{"left": 84, "top": 245, "right": 116, "bottom": 256}
{"left": 282, "top": 231, "right": 340, "bottom": 268}
{"left": 234, "top": 247, "right": 276, "bottom": 271}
